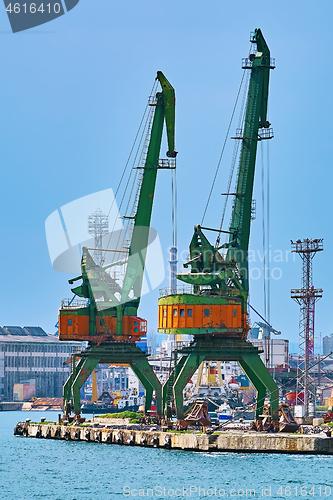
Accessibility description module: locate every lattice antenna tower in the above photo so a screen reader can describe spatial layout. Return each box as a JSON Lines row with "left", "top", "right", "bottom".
{"left": 291, "top": 238, "right": 323, "bottom": 416}
{"left": 88, "top": 208, "right": 109, "bottom": 266}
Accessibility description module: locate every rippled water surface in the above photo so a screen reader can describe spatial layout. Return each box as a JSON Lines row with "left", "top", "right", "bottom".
{"left": 1, "top": 411, "right": 333, "bottom": 499}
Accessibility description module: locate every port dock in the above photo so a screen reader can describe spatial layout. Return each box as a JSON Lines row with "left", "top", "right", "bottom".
{"left": 14, "top": 421, "right": 333, "bottom": 454}
{"left": 0, "top": 402, "right": 23, "bottom": 411}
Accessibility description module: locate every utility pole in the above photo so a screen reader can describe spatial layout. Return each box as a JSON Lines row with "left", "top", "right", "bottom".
{"left": 318, "top": 332, "right": 322, "bottom": 405}
{"left": 291, "top": 238, "right": 323, "bottom": 417}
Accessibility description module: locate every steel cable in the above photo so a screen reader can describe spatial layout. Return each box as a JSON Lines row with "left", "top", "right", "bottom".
{"left": 201, "top": 71, "right": 246, "bottom": 226}
{"left": 101, "top": 79, "right": 158, "bottom": 265}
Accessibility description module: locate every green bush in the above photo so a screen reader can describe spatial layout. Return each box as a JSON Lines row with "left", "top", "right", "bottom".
{"left": 30, "top": 421, "right": 55, "bottom": 425}
{"left": 98, "top": 411, "right": 144, "bottom": 419}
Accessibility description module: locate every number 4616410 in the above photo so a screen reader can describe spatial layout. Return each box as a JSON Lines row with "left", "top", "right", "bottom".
{"left": 276, "top": 486, "right": 332, "bottom": 496}
{"left": 6, "top": 3, "right": 61, "bottom": 14}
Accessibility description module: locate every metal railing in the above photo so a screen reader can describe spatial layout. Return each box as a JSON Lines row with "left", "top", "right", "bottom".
{"left": 242, "top": 57, "right": 253, "bottom": 69}
{"left": 172, "top": 339, "right": 193, "bottom": 351}
{"left": 235, "top": 127, "right": 245, "bottom": 138}
{"left": 148, "top": 95, "right": 157, "bottom": 106}
{"left": 242, "top": 57, "right": 275, "bottom": 69}
{"left": 159, "top": 285, "right": 193, "bottom": 297}
{"left": 258, "top": 127, "right": 274, "bottom": 140}
{"left": 61, "top": 298, "right": 88, "bottom": 309}
{"left": 232, "top": 127, "right": 274, "bottom": 141}
{"left": 158, "top": 158, "right": 176, "bottom": 169}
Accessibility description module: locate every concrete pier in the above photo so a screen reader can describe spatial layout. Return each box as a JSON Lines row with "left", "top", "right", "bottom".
{"left": 1, "top": 402, "right": 23, "bottom": 411}
{"left": 14, "top": 421, "right": 333, "bottom": 454}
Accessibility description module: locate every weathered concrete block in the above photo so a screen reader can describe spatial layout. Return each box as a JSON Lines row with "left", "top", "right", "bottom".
{"left": 314, "top": 437, "right": 333, "bottom": 453}
{"left": 172, "top": 433, "right": 201, "bottom": 450}
{"left": 216, "top": 432, "right": 320, "bottom": 453}
{"left": 94, "top": 417, "right": 131, "bottom": 425}
{"left": 197, "top": 434, "right": 209, "bottom": 451}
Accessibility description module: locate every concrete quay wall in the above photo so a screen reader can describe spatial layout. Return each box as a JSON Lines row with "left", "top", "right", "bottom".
{"left": 1, "top": 402, "right": 23, "bottom": 411}
{"left": 14, "top": 423, "right": 333, "bottom": 454}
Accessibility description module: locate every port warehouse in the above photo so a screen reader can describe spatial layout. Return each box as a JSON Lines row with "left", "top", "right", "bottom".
{"left": 0, "top": 326, "right": 80, "bottom": 401}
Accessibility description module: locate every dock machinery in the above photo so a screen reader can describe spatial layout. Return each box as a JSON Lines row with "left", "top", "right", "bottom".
{"left": 59, "top": 71, "right": 177, "bottom": 418}
{"left": 158, "top": 29, "right": 280, "bottom": 423}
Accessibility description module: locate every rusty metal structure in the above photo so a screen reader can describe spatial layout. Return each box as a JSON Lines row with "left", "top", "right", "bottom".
{"left": 256, "top": 403, "right": 299, "bottom": 433}
{"left": 183, "top": 400, "right": 211, "bottom": 427}
{"left": 291, "top": 238, "right": 323, "bottom": 416}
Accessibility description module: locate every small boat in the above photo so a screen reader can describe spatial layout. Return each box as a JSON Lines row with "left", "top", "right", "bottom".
{"left": 81, "top": 393, "right": 144, "bottom": 414}
{"left": 228, "top": 376, "right": 240, "bottom": 391}
{"left": 286, "top": 392, "right": 304, "bottom": 406}
{"left": 216, "top": 401, "right": 233, "bottom": 421}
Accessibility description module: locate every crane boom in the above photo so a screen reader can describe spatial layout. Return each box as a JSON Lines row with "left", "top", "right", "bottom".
{"left": 121, "top": 72, "right": 176, "bottom": 314}
{"left": 175, "top": 29, "right": 274, "bottom": 299}
{"left": 227, "top": 29, "right": 273, "bottom": 291}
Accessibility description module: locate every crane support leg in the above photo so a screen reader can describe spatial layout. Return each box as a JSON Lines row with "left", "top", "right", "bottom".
{"left": 240, "top": 354, "right": 279, "bottom": 421}
{"left": 130, "top": 359, "right": 162, "bottom": 415}
{"left": 71, "top": 356, "right": 100, "bottom": 415}
{"left": 168, "top": 338, "right": 279, "bottom": 422}
{"left": 162, "top": 354, "right": 188, "bottom": 413}
{"left": 63, "top": 356, "right": 85, "bottom": 415}
{"left": 162, "top": 377, "right": 170, "bottom": 415}
{"left": 173, "top": 352, "right": 205, "bottom": 419}
{"left": 130, "top": 363, "right": 154, "bottom": 414}
{"left": 238, "top": 359, "right": 267, "bottom": 419}
{"left": 62, "top": 343, "right": 162, "bottom": 416}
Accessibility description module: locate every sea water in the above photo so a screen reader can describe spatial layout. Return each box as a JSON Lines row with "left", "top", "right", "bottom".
{"left": 1, "top": 411, "right": 333, "bottom": 499}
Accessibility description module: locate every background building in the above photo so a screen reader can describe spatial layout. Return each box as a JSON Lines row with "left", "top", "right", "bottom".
{"left": 248, "top": 326, "right": 289, "bottom": 367}
{"left": 0, "top": 326, "right": 81, "bottom": 401}
{"left": 323, "top": 334, "right": 333, "bottom": 357}
{"left": 250, "top": 338, "right": 289, "bottom": 367}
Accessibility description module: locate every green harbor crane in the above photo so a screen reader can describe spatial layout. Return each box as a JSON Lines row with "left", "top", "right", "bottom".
{"left": 158, "top": 29, "right": 280, "bottom": 425}
{"left": 59, "top": 71, "right": 177, "bottom": 419}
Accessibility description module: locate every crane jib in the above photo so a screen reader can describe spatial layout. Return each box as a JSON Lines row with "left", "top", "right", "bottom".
{"left": 227, "top": 29, "right": 273, "bottom": 292}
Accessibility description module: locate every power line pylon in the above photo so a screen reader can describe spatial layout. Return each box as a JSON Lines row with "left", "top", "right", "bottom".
{"left": 291, "top": 238, "right": 323, "bottom": 417}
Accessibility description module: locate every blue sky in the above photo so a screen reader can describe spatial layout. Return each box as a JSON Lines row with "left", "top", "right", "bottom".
{"left": 0, "top": 1, "right": 331, "bottom": 353}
